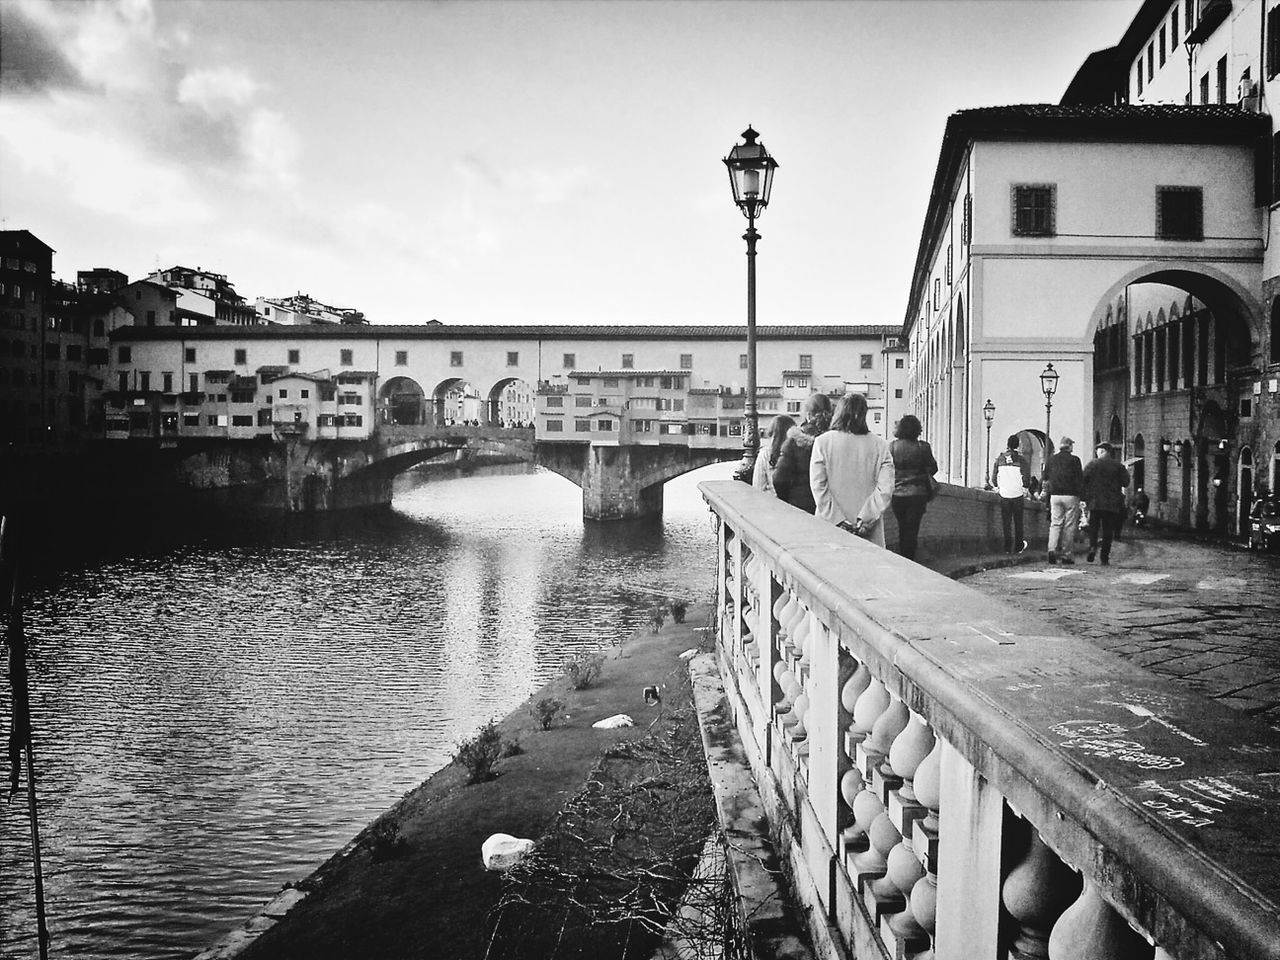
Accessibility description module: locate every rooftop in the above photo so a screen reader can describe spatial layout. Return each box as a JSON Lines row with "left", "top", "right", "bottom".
{"left": 114, "top": 324, "right": 902, "bottom": 342}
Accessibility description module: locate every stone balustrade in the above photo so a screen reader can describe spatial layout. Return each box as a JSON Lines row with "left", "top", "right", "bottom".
{"left": 701, "top": 480, "right": 1279, "bottom": 960}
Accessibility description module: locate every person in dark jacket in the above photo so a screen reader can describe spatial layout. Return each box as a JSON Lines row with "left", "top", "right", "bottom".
{"left": 889, "top": 414, "right": 938, "bottom": 561}
{"left": 1082, "top": 441, "right": 1130, "bottom": 565}
{"left": 1042, "top": 435, "right": 1084, "bottom": 564}
{"left": 772, "top": 393, "right": 832, "bottom": 514}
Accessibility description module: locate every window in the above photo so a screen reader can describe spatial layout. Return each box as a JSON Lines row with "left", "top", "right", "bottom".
{"left": 189, "top": 373, "right": 199, "bottom": 393}
{"left": 339, "top": 392, "right": 361, "bottom": 405}
{"left": 118, "top": 346, "right": 132, "bottom": 363}
{"left": 860, "top": 354, "right": 873, "bottom": 369}
{"left": 799, "top": 354, "right": 812, "bottom": 370}
{"left": 740, "top": 354, "right": 748, "bottom": 369}
{"left": 145, "top": 309, "right": 156, "bottom": 325}
{"left": 289, "top": 349, "right": 301, "bottom": 364}
{"left": 232, "top": 415, "right": 253, "bottom": 427}
{"left": 575, "top": 419, "right": 591, "bottom": 431}
{"left": 185, "top": 347, "right": 196, "bottom": 362}
{"left": 933, "top": 278, "right": 941, "bottom": 305}
{"left": 786, "top": 401, "right": 801, "bottom": 413}
{"left": 451, "top": 351, "right": 463, "bottom": 367}
{"left": 1158, "top": 26, "right": 1166, "bottom": 67}
{"left": 895, "top": 358, "right": 905, "bottom": 369}
{"left": 1171, "top": 8, "right": 1179, "bottom": 49}
{"left": 1011, "top": 184, "right": 1055, "bottom": 237}
{"left": 507, "top": 351, "right": 519, "bottom": 366}
{"left": 786, "top": 377, "right": 796, "bottom": 388}
{"left": 798, "top": 377, "right": 808, "bottom": 389}
{"left": 207, "top": 414, "right": 220, "bottom": 427}
{"left": 545, "top": 419, "right": 564, "bottom": 432}
{"left": 340, "top": 349, "right": 353, "bottom": 366}
{"left": 321, "top": 385, "right": 336, "bottom": 402}
{"left": 602, "top": 377, "right": 618, "bottom": 388}
{"left": 894, "top": 388, "right": 903, "bottom": 398}
{"left": 1240, "top": 397, "right": 1253, "bottom": 419}
{"left": 1217, "top": 55, "right": 1227, "bottom": 104}
{"left": 300, "top": 389, "right": 309, "bottom": 399}
{"left": 1269, "top": 6, "right": 1280, "bottom": 78}
{"left": 680, "top": 353, "right": 693, "bottom": 369}
{"left": 575, "top": 395, "right": 592, "bottom": 407}
{"left": 1136, "top": 62, "right": 1144, "bottom": 96}
{"left": 231, "top": 390, "right": 254, "bottom": 403}
{"left": 183, "top": 414, "right": 199, "bottom": 427}
{"left": 597, "top": 419, "right": 614, "bottom": 431}
{"left": 1200, "top": 72, "right": 1209, "bottom": 103}
{"left": 1147, "top": 43, "right": 1154, "bottom": 81}
{"left": 234, "top": 348, "right": 247, "bottom": 365}
{"left": 545, "top": 395, "right": 563, "bottom": 407}
{"left": 962, "top": 193, "right": 972, "bottom": 245}
{"left": 1157, "top": 187, "right": 1203, "bottom": 240}
{"left": 563, "top": 353, "right": 575, "bottom": 369}
{"left": 945, "top": 244, "right": 953, "bottom": 284}
{"left": 279, "top": 389, "right": 289, "bottom": 398}
{"left": 622, "top": 353, "right": 634, "bottom": 368}
{"left": 163, "top": 372, "right": 173, "bottom": 393}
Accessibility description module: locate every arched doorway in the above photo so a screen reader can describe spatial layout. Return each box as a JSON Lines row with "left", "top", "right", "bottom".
{"left": 379, "top": 376, "right": 426, "bottom": 425}
{"left": 1131, "top": 434, "right": 1145, "bottom": 494}
{"left": 1239, "top": 446, "right": 1254, "bottom": 535}
{"left": 1017, "top": 429, "right": 1052, "bottom": 487}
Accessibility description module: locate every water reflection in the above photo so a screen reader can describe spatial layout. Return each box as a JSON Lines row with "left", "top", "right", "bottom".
{"left": 0, "top": 464, "right": 731, "bottom": 959}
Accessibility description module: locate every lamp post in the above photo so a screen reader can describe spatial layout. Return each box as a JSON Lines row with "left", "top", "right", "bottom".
{"left": 982, "top": 398, "right": 996, "bottom": 489}
{"left": 724, "top": 126, "right": 779, "bottom": 481}
{"left": 1039, "top": 362, "right": 1059, "bottom": 477}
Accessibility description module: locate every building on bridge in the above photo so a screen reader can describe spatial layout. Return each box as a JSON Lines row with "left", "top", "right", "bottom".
{"left": 903, "top": 0, "right": 1280, "bottom": 537}
{"left": 255, "top": 293, "right": 368, "bottom": 326}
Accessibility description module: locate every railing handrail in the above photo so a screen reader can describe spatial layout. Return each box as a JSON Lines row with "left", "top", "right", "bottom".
{"left": 700, "top": 479, "right": 1280, "bottom": 960}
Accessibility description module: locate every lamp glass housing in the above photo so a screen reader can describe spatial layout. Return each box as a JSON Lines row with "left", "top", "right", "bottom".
{"left": 724, "top": 126, "right": 778, "bottom": 220}
{"left": 982, "top": 399, "right": 996, "bottom": 423}
{"left": 1039, "top": 362, "right": 1059, "bottom": 399}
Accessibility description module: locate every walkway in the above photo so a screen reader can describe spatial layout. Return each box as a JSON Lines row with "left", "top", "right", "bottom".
{"left": 960, "top": 530, "right": 1280, "bottom": 725}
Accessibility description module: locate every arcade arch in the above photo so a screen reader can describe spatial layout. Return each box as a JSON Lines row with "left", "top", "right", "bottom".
{"left": 433, "top": 377, "right": 482, "bottom": 425}
{"left": 486, "top": 377, "right": 536, "bottom": 427}
{"left": 379, "top": 376, "right": 426, "bottom": 426}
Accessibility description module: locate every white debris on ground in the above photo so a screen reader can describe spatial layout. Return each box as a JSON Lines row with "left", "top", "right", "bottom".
{"left": 592, "top": 714, "right": 634, "bottom": 729}
{"left": 678, "top": 649, "right": 699, "bottom": 660}
{"left": 482, "top": 833, "right": 536, "bottom": 871}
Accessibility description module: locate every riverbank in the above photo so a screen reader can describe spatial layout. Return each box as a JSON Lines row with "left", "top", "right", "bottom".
{"left": 197, "top": 600, "right": 715, "bottom": 960}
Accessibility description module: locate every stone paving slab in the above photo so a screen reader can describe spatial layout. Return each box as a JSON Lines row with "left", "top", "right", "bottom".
{"left": 960, "top": 531, "right": 1280, "bottom": 727}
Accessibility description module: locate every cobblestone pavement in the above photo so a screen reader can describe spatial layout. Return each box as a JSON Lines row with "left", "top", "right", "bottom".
{"left": 960, "top": 531, "right": 1280, "bottom": 728}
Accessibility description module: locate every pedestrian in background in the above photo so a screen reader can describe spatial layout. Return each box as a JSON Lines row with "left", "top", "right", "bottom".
{"left": 751, "top": 414, "right": 796, "bottom": 494}
{"left": 773, "top": 393, "right": 832, "bottom": 514}
{"left": 1043, "top": 435, "right": 1083, "bottom": 564}
{"left": 1082, "top": 441, "right": 1130, "bottom": 566}
{"left": 992, "top": 434, "right": 1031, "bottom": 554}
{"left": 810, "top": 393, "right": 895, "bottom": 547}
{"left": 889, "top": 414, "right": 938, "bottom": 561}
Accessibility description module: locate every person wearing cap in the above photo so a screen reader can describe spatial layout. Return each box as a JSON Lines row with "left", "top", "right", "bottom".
{"left": 1042, "top": 435, "right": 1084, "bottom": 564}
{"left": 992, "top": 434, "right": 1032, "bottom": 554}
{"left": 1081, "top": 441, "right": 1130, "bottom": 565}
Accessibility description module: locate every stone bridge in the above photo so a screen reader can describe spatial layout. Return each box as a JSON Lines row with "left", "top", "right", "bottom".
{"left": 149, "top": 425, "right": 741, "bottom": 518}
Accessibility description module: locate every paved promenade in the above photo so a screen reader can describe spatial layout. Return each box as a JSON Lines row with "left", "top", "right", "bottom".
{"left": 959, "top": 531, "right": 1280, "bottom": 727}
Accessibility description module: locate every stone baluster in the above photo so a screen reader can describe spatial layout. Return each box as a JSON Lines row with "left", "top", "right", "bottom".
{"left": 852, "top": 697, "right": 909, "bottom": 914}
{"left": 839, "top": 673, "right": 890, "bottom": 862}
{"left": 907, "top": 738, "right": 942, "bottom": 956}
{"left": 1047, "top": 879, "right": 1154, "bottom": 960}
{"left": 881, "top": 713, "right": 936, "bottom": 953}
{"left": 1001, "top": 825, "right": 1079, "bottom": 960}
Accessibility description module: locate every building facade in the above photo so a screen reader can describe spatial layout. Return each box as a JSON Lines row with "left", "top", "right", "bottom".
{"left": 903, "top": 0, "right": 1280, "bottom": 535}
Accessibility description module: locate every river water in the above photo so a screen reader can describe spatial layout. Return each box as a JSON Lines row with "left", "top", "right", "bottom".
{"left": 0, "top": 464, "right": 731, "bottom": 959}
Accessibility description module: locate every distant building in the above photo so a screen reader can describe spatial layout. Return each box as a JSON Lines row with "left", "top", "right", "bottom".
{"left": 77, "top": 268, "right": 128, "bottom": 295}
{"left": 256, "top": 293, "right": 367, "bottom": 326}
{"left": 144, "top": 265, "right": 258, "bottom": 326}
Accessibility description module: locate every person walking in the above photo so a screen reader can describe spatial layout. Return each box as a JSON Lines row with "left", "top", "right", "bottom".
{"left": 772, "top": 393, "right": 832, "bottom": 514}
{"left": 810, "top": 393, "right": 895, "bottom": 548}
{"left": 992, "top": 434, "right": 1031, "bottom": 554}
{"left": 889, "top": 414, "right": 938, "bottom": 561}
{"left": 1082, "top": 441, "right": 1130, "bottom": 566}
{"left": 1042, "top": 435, "right": 1083, "bottom": 564}
{"left": 751, "top": 414, "right": 796, "bottom": 494}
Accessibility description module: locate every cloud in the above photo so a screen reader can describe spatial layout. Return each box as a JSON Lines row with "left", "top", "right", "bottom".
{"left": 0, "top": 2, "right": 85, "bottom": 93}
{"left": 178, "top": 67, "right": 258, "bottom": 115}
{"left": 1, "top": 0, "right": 301, "bottom": 205}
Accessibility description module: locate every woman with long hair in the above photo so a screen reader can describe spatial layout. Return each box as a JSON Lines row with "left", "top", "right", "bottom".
{"left": 889, "top": 414, "right": 938, "bottom": 561}
{"left": 752, "top": 414, "right": 797, "bottom": 493}
{"left": 772, "top": 394, "right": 832, "bottom": 513}
{"left": 810, "top": 393, "right": 895, "bottom": 547}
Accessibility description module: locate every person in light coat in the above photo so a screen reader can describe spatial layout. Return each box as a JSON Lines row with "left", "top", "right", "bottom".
{"left": 810, "top": 393, "right": 896, "bottom": 548}
{"left": 752, "top": 414, "right": 797, "bottom": 494}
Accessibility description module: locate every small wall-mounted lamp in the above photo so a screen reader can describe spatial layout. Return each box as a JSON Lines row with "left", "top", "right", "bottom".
{"left": 1161, "top": 437, "right": 1182, "bottom": 466}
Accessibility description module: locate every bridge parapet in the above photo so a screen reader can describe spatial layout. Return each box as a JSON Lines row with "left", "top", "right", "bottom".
{"left": 700, "top": 481, "right": 1279, "bottom": 960}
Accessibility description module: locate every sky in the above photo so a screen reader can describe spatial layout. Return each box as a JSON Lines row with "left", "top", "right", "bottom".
{"left": 0, "top": 0, "right": 1142, "bottom": 328}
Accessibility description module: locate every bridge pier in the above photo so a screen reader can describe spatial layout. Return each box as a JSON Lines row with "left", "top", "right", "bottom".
{"left": 580, "top": 446, "right": 665, "bottom": 520}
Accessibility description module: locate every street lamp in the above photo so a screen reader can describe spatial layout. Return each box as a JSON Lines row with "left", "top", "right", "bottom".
{"left": 982, "top": 398, "right": 996, "bottom": 489}
{"left": 1039, "top": 362, "right": 1059, "bottom": 475}
{"left": 724, "top": 126, "right": 779, "bottom": 481}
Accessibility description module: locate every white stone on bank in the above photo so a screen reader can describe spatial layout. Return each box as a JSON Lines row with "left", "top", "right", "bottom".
{"left": 592, "top": 714, "right": 635, "bottom": 729}
{"left": 482, "top": 833, "right": 535, "bottom": 871}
